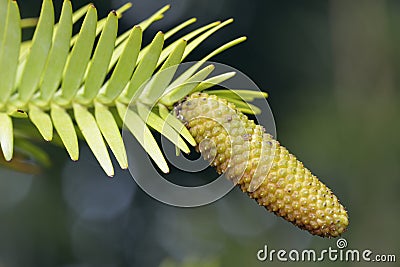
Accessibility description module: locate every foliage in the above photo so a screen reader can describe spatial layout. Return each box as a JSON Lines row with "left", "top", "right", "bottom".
{"left": 0, "top": 0, "right": 267, "bottom": 176}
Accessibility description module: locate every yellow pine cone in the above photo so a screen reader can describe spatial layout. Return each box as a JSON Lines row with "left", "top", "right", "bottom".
{"left": 175, "top": 93, "right": 348, "bottom": 237}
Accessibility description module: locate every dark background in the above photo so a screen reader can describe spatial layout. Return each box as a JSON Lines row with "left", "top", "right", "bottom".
{"left": 1, "top": 0, "right": 399, "bottom": 266}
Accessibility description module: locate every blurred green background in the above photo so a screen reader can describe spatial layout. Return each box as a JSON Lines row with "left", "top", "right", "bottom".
{"left": 1, "top": 0, "right": 399, "bottom": 266}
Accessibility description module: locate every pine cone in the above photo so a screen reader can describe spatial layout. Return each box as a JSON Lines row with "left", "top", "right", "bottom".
{"left": 175, "top": 92, "right": 348, "bottom": 237}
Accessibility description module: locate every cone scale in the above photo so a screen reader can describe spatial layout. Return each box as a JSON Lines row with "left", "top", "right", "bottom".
{"left": 175, "top": 93, "right": 348, "bottom": 237}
